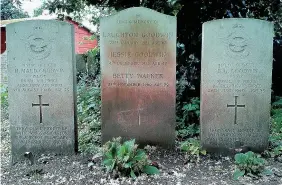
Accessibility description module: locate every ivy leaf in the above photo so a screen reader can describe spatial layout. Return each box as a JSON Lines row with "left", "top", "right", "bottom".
{"left": 105, "top": 151, "right": 113, "bottom": 159}
{"left": 124, "top": 139, "right": 135, "bottom": 154}
{"left": 117, "top": 145, "right": 126, "bottom": 159}
{"left": 103, "top": 159, "right": 116, "bottom": 172}
{"left": 273, "top": 146, "right": 282, "bottom": 156}
{"left": 233, "top": 169, "right": 245, "bottom": 180}
{"left": 246, "top": 151, "right": 254, "bottom": 158}
{"left": 134, "top": 150, "right": 146, "bottom": 161}
{"left": 109, "top": 143, "right": 117, "bottom": 157}
{"left": 142, "top": 165, "right": 159, "bottom": 175}
{"left": 124, "top": 162, "right": 132, "bottom": 168}
{"left": 235, "top": 153, "right": 246, "bottom": 164}
{"left": 272, "top": 98, "right": 282, "bottom": 107}
{"left": 180, "top": 142, "right": 189, "bottom": 151}
{"left": 123, "top": 155, "right": 130, "bottom": 162}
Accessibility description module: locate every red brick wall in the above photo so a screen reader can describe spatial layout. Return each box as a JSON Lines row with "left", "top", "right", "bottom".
{"left": 1, "top": 27, "right": 6, "bottom": 54}
{"left": 65, "top": 19, "right": 98, "bottom": 54}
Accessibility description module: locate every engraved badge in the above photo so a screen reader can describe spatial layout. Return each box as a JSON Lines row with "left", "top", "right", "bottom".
{"left": 224, "top": 23, "right": 250, "bottom": 59}
{"left": 27, "top": 35, "right": 52, "bottom": 59}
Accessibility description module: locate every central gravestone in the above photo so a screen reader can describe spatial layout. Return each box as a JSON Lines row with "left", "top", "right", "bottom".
{"left": 7, "top": 20, "right": 77, "bottom": 162}
{"left": 100, "top": 7, "right": 176, "bottom": 147}
{"left": 200, "top": 18, "right": 274, "bottom": 153}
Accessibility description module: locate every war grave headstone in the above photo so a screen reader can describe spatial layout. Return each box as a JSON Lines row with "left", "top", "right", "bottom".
{"left": 200, "top": 18, "right": 274, "bottom": 153}
{"left": 7, "top": 20, "right": 77, "bottom": 162}
{"left": 100, "top": 7, "right": 176, "bottom": 147}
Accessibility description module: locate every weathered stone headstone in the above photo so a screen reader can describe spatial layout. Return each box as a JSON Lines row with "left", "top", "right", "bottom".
{"left": 7, "top": 20, "right": 77, "bottom": 162}
{"left": 201, "top": 18, "right": 273, "bottom": 153}
{"left": 100, "top": 7, "right": 176, "bottom": 147}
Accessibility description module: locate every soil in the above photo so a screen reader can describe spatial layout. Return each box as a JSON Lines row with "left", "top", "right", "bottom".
{"left": 1, "top": 119, "right": 282, "bottom": 185}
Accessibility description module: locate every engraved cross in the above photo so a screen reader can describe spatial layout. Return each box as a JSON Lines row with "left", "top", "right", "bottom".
{"left": 32, "top": 95, "right": 49, "bottom": 123}
{"left": 136, "top": 107, "right": 143, "bottom": 126}
{"left": 227, "top": 96, "right": 245, "bottom": 124}
{"left": 126, "top": 68, "right": 129, "bottom": 84}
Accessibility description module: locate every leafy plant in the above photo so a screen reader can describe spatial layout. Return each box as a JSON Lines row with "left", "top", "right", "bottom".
{"left": 77, "top": 75, "right": 102, "bottom": 153}
{"left": 176, "top": 97, "right": 200, "bottom": 139}
{"left": 79, "top": 124, "right": 101, "bottom": 154}
{"left": 181, "top": 97, "right": 200, "bottom": 123}
{"left": 1, "top": 0, "right": 29, "bottom": 20}
{"left": 85, "top": 47, "right": 100, "bottom": 77}
{"left": 272, "top": 96, "right": 282, "bottom": 109}
{"left": 1, "top": 84, "right": 9, "bottom": 120}
{"left": 180, "top": 138, "right": 206, "bottom": 163}
{"left": 269, "top": 121, "right": 282, "bottom": 158}
{"left": 77, "top": 80, "right": 101, "bottom": 123}
{"left": 233, "top": 151, "right": 272, "bottom": 180}
{"left": 271, "top": 109, "right": 282, "bottom": 134}
{"left": 272, "top": 145, "right": 282, "bottom": 157}
{"left": 267, "top": 97, "right": 282, "bottom": 158}
{"left": 1, "top": 84, "right": 8, "bottom": 106}
{"left": 102, "top": 137, "right": 159, "bottom": 178}
{"left": 176, "top": 123, "right": 199, "bottom": 139}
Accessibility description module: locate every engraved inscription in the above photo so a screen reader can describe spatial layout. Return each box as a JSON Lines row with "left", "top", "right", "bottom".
{"left": 13, "top": 126, "right": 70, "bottom": 147}
{"left": 205, "top": 127, "right": 267, "bottom": 147}
{"left": 11, "top": 63, "right": 67, "bottom": 92}
{"left": 117, "top": 19, "right": 158, "bottom": 24}
{"left": 206, "top": 61, "right": 265, "bottom": 93}
{"left": 103, "top": 32, "right": 173, "bottom": 39}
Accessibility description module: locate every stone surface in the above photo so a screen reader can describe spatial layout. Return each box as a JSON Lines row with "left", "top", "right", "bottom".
{"left": 7, "top": 20, "right": 77, "bottom": 162}
{"left": 200, "top": 18, "right": 274, "bottom": 153}
{"left": 100, "top": 7, "right": 176, "bottom": 147}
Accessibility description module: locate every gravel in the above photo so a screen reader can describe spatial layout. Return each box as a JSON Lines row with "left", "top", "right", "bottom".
{"left": 1, "top": 119, "right": 282, "bottom": 185}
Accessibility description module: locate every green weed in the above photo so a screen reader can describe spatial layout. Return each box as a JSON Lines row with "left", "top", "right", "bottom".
{"left": 102, "top": 137, "right": 159, "bottom": 178}
{"left": 1, "top": 84, "right": 8, "bottom": 120}
{"left": 233, "top": 151, "right": 272, "bottom": 180}
{"left": 180, "top": 138, "right": 206, "bottom": 163}
{"left": 266, "top": 96, "right": 282, "bottom": 158}
{"left": 176, "top": 97, "right": 200, "bottom": 139}
{"left": 77, "top": 75, "right": 101, "bottom": 154}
